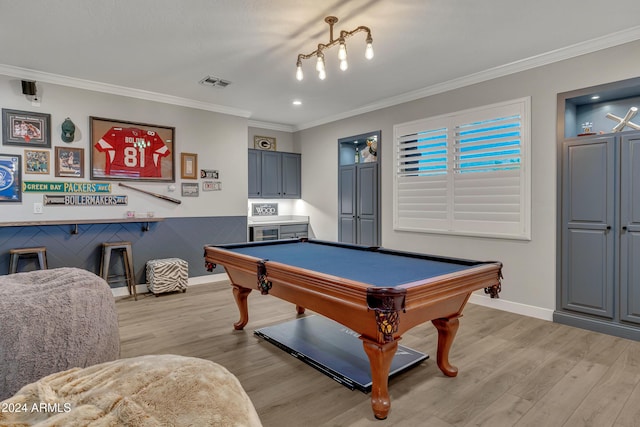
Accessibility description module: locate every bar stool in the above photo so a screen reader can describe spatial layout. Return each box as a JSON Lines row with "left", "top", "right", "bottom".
{"left": 9, "top": 247, "right": 48, "bottom": 274}
{"left": 100, "top": 241, "right": 137, "bottom": 300}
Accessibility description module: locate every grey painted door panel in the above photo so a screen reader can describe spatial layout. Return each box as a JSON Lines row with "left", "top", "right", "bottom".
{"left": 561, "top": 137, "right": 615, "bottom": 318}
{"left": 620, "top": 134, "right": 640, "bottom": 324}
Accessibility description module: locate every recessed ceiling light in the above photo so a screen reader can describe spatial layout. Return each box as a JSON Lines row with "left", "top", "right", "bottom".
{"left": 591, "top": 95, "right": 600, "bottom": 100}
{"left": 292, "top": 100, "right": 302, "bottom": 106}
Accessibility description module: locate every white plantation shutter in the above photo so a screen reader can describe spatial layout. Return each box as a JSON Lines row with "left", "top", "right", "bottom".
{"left": 393, "top": 97, "right": 530, "bottom": 239}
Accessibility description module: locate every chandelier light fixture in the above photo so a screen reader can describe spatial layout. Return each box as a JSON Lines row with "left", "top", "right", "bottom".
{"left": 295, "top": 16, "right": 373, "bottom": 81}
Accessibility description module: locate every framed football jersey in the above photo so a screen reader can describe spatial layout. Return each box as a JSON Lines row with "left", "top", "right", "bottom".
{"left": 90, "top": 117, "right": 175, "bottom": 182}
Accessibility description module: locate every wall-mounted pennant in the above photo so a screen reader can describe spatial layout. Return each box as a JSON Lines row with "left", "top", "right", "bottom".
{"left": 23, "top": 181, "right": 112, "bottom": 193}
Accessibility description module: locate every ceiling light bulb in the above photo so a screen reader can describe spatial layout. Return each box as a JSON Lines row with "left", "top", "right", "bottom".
{"left": 338, "top": 41, "right": 347, "bottom": 60}
{"left": 318, "top": 69, "right": 326, "bottom": 80}
{"left": 316, "top": 55, "right": 325, "bottom": 72}
{"left": 365, "top": 42, "right": 374, "bottom": 60}
{"left": 296, "top": 65, "right": 303, "bottom": 81}
{"left": 340, "top": 59, "right": 348, "bottom": 71}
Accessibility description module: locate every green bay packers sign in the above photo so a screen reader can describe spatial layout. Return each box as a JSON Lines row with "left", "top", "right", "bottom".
{"left": 43, "top": 194, "right": 128, "bottom": 206}
{"left": 23, "top": 181, "right": 112, "bottom": 193}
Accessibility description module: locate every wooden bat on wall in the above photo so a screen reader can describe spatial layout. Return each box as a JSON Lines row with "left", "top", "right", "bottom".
{"left": 118, "top": 183, "right": 182, "bottom": 205}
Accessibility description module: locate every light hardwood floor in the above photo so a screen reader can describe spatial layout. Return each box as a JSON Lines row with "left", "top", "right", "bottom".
{"left": 116, "top": 283, "right": 640, "bottom": 427}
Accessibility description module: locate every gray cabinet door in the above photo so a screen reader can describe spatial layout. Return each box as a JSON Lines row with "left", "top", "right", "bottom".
{"left": 260, "top": 151, "right": 282, "bottom": 198}
{"left": 561, "top": 137, "right": 615, "bottom": 318}
{"left": 338, "top": 165, "right": 357, "bottom": 244}
{"left": 248, "top": 149, "right": 261, "bottom": 197}
{"left": 357, "top": 162, "right": 378, "bottom": 246}
{"left": 620, "top": 134, "right": 640, "bottom": 324}
{"left": 281, "top": 153, "right": 301, "bottom": 199}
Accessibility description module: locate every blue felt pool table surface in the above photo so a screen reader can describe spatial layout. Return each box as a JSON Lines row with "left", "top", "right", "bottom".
{"left": 224, "top": 240, "right": 483, "bottom": 288}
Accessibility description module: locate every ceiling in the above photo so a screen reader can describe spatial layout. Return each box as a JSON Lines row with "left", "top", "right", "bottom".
{"left": 1, "top": 0, "right": 640, "bottom": 131}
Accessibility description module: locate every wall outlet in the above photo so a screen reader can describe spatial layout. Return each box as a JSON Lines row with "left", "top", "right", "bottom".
{"left": 33, "top": 202, "right": 43, "bottom": 214}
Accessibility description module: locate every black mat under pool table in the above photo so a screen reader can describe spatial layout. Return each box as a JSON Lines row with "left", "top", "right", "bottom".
{"left": 254, "top": 315, "right": 428, "bottom": 392}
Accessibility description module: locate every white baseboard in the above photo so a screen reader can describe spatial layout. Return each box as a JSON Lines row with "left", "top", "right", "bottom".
{"left": 111, "top": 273, "right": 229, "bottom": 298}
{"left": 469, "top": 293, "right": 554, "bottom": 321}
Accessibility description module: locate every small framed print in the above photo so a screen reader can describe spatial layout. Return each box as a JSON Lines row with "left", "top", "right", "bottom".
{"left": 55, "top": 146, "right": 84, "bottom": 178}
{"left": 2, "top": 109, "right": 51, "bottom": 148}
{"left": 181, "top": 182, "right": 199, "bottom": 197}
{"left": 181, "top": 152, "right": 198, "bottom": 179}
{"left": 254, "top": 135, "right": 276, "bottom": 151}
{"left": 0, "top": 153, "right": 22, "bottom": 202}
{"left": 24, "top": 149, "right": 50, "bottom": 174}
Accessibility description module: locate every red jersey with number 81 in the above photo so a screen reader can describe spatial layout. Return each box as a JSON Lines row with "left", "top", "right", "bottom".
{"left": 95, "top": 127, "right": 170, "bottom": 178}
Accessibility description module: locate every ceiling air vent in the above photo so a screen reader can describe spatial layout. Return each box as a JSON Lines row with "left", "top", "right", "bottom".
{"left": 199, "top": 76, "right": 231, "bottom": 88}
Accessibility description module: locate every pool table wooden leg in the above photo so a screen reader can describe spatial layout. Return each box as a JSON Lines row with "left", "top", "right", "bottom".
{"left": 295, "top": 305, "right": 305, "bottom": 315}
{"left": 361, "top": 338, "right": 399, "bottom": 420}
{"left": 431, "top": 316, "right": 460, "bottom": 377}
{"left": 232, "top": 284, "right": 252, "bottom": 330}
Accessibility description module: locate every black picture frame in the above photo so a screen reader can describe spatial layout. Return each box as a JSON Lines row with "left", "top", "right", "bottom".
{"left": 90, "top": 116, "right": 175, "bottom": 182}
{"left": 2, "top": 109, "right": 51, "bottom": 148}
{"left": 0, "top": 153, "right": 22, "bottom": 202}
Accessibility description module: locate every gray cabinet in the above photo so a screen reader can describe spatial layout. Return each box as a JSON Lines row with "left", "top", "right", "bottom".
{"left": 248, "top": 149, "right": 261, "bottom": 197}
{"left": 249, "top": 149, "right": 301, "bottom": 199}
{"left": 338, "top": 131, "right": 380, "bottom": 246}
{"left": 559, "top": 132, "right": 640, "bottom": 337}
{"left": 279, "top": 223, "right": 308, "bottom": 239}
{"left": 620, "top": 133, "right": 640, "bottom": 323}
{"left": 561, "top": 136, "right": 615, "bottom": 318}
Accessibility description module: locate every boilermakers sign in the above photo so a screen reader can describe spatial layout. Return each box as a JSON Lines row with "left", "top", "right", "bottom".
{"left": 43, "top": 194, "right": 128, "bottom": 206}
{"left": 23, "top": 181, "right": 112, "bottom": 193}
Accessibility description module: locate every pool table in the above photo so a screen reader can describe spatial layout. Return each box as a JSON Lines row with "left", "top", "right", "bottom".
{"left": 204, "top": 238, "right": 502, "bottom": 420}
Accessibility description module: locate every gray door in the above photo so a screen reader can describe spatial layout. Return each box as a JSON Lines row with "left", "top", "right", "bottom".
{"left": 338, "top": 165, "right": 357, "bottom": 243}
{"left": 357, "top": 163, "right": 378, "bottom": 246}
{"left": 620, "top": 133, "right": 640, "bottom": 324}
{"left": 561, "top": 136, "right": 615, "bottom": 318}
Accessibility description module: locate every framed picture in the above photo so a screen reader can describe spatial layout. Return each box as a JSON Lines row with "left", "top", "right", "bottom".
{"left": 24, "top": 149, "right": 50, "bottom": 174}
{"left": 181, "top": 152, "right": 198, "bottom": 179}
{"left": 55, "top": 147, "right": 84, "bottom": 178}
{"left": 2, "top": 109, "right": 51, "bottom": 148}
{"left": 254, "top": 135, "right": 276, "bottom": 151}
{"left": 90, "top": 116, "right": 175, "bottom": 182}
{"left": 181, "top": 182, "right": 199, "bottom": 197}
{"left": 0, "top": 153, "right": 22, "bottom": 202}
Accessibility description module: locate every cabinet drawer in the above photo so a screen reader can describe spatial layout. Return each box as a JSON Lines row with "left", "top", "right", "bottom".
{"left": 280, "top": 224, "right": 308, "bottom": 234}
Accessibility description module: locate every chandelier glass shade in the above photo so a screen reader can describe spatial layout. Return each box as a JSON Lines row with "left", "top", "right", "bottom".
{"left": 296, "top": 16, "right": 373, "bottom": 81}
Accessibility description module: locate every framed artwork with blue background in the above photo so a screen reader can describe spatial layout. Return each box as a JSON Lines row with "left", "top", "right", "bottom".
{"left": 0, "top": 153, "right": 22, "bottom": 202}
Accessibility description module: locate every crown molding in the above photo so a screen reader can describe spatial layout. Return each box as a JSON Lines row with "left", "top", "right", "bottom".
{"left": 0, "top": 64, "right": 252, "bottom": 118}
{"left": 2, "top": 25, "right": 639, "bottom": 133}
{"left": 247, "top": 120, "right": 295, "bottom": 133}
{"left": 294, "top": 25, "right": 640, "bottom": 131}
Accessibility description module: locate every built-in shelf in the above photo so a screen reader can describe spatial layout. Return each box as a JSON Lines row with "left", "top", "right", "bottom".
{"left": 0, "top": 217, "right": 164, "bottom": 234}
{"left": 558, "top": 76, "right": 640, "bottom": 140}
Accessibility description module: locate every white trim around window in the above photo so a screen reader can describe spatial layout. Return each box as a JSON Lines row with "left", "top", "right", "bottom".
{"left": 393, "top": 97, "right": 531, "bottom": 240}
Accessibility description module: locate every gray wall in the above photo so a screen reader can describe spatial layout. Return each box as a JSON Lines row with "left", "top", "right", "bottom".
{"left": 0, "top": 216, "right": 247, "bottom": 285}
{"left": 0, "top": 74, "right": 248, "bottom": 223}
{"left": 294, "top": 40, "right": 640, "bottom": 318}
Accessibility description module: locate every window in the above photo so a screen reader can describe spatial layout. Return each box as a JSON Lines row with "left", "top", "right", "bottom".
{"left": 393, "top": 97, "right": 531, "bottom": 240}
